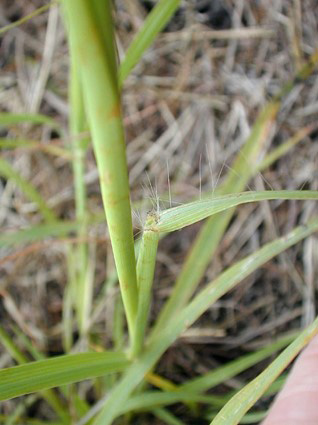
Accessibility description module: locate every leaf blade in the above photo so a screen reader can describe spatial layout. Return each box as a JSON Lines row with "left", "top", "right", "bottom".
{"left": 156, "top": 190, "right": 318, "bottom": 233}
{"left": 0, "top": 352, "right": 129, "bottom": 400}
{"left": 210, "top": 317, "right": 318, "bottom": 425}
{"left": 119, "top": 0, "right": 181, "bottom": 85}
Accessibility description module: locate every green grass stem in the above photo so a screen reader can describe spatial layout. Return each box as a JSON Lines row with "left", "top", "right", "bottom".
{"left": 132, "top": 213, "right": 159, "bottom": 357}
{"left": 63, "top": 0, "right": 138, "bottom": 341}
{"left": 68, "top": 27, "right": 91, "bottom": 337}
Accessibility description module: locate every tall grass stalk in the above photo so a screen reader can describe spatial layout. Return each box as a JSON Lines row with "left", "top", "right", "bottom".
{"left": 67, "top": 26, "right": 90, "bottom": 338}
{"left": 62, "top": 0, "right": 138, "bottom": 341}
{"left": 132, "top": 213, "right": 159, "bottom": 357}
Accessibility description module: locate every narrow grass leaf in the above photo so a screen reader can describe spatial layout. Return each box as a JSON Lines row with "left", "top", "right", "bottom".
{"left": 11, "top": 325, "right": 45, "bottom": 361}
{"left": 0, "top": 327, "right": 69, "bottom": 423}
{"left": 0, "top": 326, "right": 28, "bottom": 365}
{"left": 0, "top": 157, "right": 56, "bottom": 222}
{"left": 180, "top": 332, "right": 298, "bottom": 393}
{"left": 119, "top": 0, "right": 181, "bottom": 86}
{"left": 93, "top": 219, "right": 318, "bottom": 425}
{"left": 0, "top": 221, "right": 80, "bottom": 247}
{"left": 0, "top": 139, "right": 72, "bottom": 159}
{"left": 238, "top": 411, "right": 267, "bottom": 424}
{"left": 256, "top": 125, "right": 315, "bottom": 173}
{"left": 0, "top": 416, "right": 61, "bottom": 425}
{"left": 5, "top": 394, "right": 39, "bottom": 425}
{"left": 0, "top": 3, "right": 56, "bottom": 35}
{"left": 153, "top": 408, "right": 187, "bottom": 425}
{"left": 210, "top": 317, "right": 318, "bottom": 425}
{"left": 156, "top": 190, "right": 318, "bottom": 233}
{"left": 119, "top": 391, "right": 226, "bottom": 414}
{"left": 0, "top": 351, "right": 129, "bottom": 400}
{"left": 209, "top": 410, "right": 267, "bottom": 425}
{"left": 0, "top": 112, "right": 59, "bottom": 128}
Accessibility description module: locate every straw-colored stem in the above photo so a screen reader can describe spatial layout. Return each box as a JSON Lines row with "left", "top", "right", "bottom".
{"left": 63, "top": 0, "right": 138, "bottom": 340}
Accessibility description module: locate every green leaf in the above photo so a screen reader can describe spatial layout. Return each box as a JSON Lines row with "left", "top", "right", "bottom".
{"left": 63, "top": 0, "right": 138, "bottom": 342}
{"left": 0, "top": 351, "right": 129, "bottom": 400}
{"left": 119, "top": 391, "right": 226, "bottom": 414}
{"left": 153, "top": 408, "right": 187, "bottom": 425}
{"left": 210, "top": 317, "right": 318, "bottom": 425}
{"left": 0, "top": 221, "right": 80, "bottom": 247}
{"left": 180, "top": 332, "right": 298, "bottom": 393}
{"left": 0, "top": 138, "right": 72, "bottom": 160}
{"left": 0, "top": 415, "right": 61, "bottom": 425}
{"left": 0, "top": 157, "right": 56, "bottom": 222}
{"left": 155, "top": 190, "right": 318, "bottom": 233}
{"left": 209, "top": 410, "right": 267, "bottom": 425}
{"left": 119, "top": 0, "right": 181, "bottom": 86}
{"left": 0, "top": 112, "right": 59, "bottom": 128}
{"left": 0, "top": 3, "right": 56, "bottom": 35}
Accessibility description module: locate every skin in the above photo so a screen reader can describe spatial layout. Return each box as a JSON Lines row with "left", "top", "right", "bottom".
{"left": 262, "top": 334, "right": 318, "bottom": 425}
